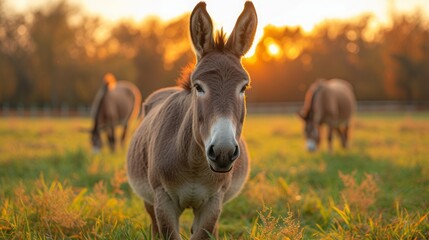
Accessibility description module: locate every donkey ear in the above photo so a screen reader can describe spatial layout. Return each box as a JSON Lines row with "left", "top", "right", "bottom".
{"left": 226, "top": 1, "right": 258, "bottom": 57}
{"left": 190, "top": 2, "right": 214, "bottom": 61}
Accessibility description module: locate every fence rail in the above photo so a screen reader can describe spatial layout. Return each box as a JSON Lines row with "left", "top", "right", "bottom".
{"left": 1, "top": 101, "right": 428, "bottom": 117}
{"left": 0, "top": 104, "right": 91, "bottom": 117}
{"left": 247, "top": 101, "right": 429, "bottom": 114}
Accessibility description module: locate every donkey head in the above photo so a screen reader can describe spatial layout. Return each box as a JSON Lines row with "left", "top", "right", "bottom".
{"left": 189, "top": 1, "right": 257, "bottom": 172}
{"left": 304, "top": 120, "right": 320, "bottom": 152}
{"left": 299, "top": 81, "right": 324, "bottom": 152}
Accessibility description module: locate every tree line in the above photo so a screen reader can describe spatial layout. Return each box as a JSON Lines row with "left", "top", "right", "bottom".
{"left": 1, "top": 0, "right": 428, "bottom": 108}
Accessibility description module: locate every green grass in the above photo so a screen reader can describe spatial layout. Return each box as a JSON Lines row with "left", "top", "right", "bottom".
{"left": 0, "top": 113, "right": 428, "bottom": 239}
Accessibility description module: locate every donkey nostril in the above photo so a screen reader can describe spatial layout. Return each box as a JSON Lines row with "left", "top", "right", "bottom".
{"left": 231, "top": 145, "right": 240, "bottom": 161}
{"left": 207, "top": 145, "right": 216, "bottom": 161}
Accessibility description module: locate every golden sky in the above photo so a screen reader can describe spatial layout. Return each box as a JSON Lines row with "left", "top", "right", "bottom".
{"left": 9, "top": 0, "right": 429, "bottom": 30}
{"left": 7, "top": 0, "right": 429, "bottom": 57}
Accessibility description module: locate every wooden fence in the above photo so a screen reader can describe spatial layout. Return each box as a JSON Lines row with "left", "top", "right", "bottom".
{"left": 0, "top": 101, "right": 428, "bottom": 117}
{"left": 248, "top": 101, "right": 427, "bottom": 114}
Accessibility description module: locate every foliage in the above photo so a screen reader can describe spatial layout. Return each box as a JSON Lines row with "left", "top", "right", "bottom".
{"left": 1, "top": 113, "right": 429, "bottom": 239}
{"left": 1, "top": 1, "right": 429, "bottom": 106}
{"left": 339, "top": 171, "right": 379, "bottom": 213}
{"left": 250, "top": 207, "right": 303, "bottom": 240}
{"left": 381, "top": 11, "right": 429, "bottom": 101}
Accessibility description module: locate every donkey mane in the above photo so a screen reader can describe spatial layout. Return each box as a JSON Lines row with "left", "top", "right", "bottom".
{"left": 176, "top": 64, "right": 193, "bottom": 91}
{"left": 90, "top": 85, "right": 108, "bottom": 123}
{"left": 176, "top": 30, "right": 228, "bottom": 91}
{"left": 304, "top": 84, "right": 323, "bottom": 121}
{"left": 300, "top": 79, "right": 325, "bottom": 120}
{"left": 213, "top": 29, "right": 228, "bottom": 52}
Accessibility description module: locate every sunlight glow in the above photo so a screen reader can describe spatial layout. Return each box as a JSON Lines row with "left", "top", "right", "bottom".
{"left": 285, "top": 46, "right": 301, "bottom": 60}
{"left": 268, "top": 43, "right": 281, "bottom": 57}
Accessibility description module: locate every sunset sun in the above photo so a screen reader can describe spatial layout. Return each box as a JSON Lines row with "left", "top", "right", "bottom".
{"left": 267, "top": 43, "right": 281, "bottom": 57}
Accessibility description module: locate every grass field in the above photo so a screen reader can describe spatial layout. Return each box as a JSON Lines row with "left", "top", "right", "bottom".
{"left": 1, "top": 113, "right": 428, "bottom": 239}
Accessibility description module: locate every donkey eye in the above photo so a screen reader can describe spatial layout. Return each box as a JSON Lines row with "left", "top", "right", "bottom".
{"left": 240, "top": 84, "right": 248, "bottom": 93}
{"left": 194, "top": 83, "right": 205, "bottom": 93}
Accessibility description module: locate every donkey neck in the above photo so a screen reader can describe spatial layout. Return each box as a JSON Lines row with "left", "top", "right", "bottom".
{"left": 308, "top": 85, "right": 323, "bottom": 121}
{"left": 92, "top": 85, "right": 110, "bottom": 132}
{"left": 176, "top": 97, "right": 209, "bottom": 171}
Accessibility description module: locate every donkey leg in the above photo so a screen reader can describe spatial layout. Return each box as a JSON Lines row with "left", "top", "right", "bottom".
{"left": 342, "top": 124, "right": 349, "bottom": 148}
{"left": 191, "top": 195, "right": 223, "bottom": 240}
{"left": 335, "top": 124, "right": 349, "bottom": 149}
{"left": 144, "top": 201, "right": 160, "bottom": 239}
{"left": 153, "top": 188, "right": 181, "bottom": 240}
{"left": 107, "top": 127, "right": 116, "bottom": 152}
{"left": 120, "top": 124, "right": 128, "bottom": 147}
{"left": 335, "top": 128, "right": 345, "bottom": 148}
{"left": 327, "top": 125, "right": 334, "bottom": 153}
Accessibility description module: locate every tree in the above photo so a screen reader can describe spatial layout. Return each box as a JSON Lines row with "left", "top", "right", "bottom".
{"left": 382, "top": 11, "right": 429, "bottom": 101}
{"left": 30, "top": 0, "right": 79, "bottom": 106}
{"left": 0, "top": 0, "right": 33, "bottom": 105}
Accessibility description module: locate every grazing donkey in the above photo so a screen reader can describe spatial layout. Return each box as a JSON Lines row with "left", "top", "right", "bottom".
{"left": 90, "top": 73, "right": 142, "bottom": 152}
{"left": 127, "top": 2, "right": 257, "bottom": 239}
{"left": 298, "top": 78, "right": 356, "bottom": 152}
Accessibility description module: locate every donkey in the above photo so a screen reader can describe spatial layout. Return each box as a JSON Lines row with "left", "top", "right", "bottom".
{"left": 90, "top": 73, "right": 142, "bottom": 152}
{"left": 298, "top": 78, "right": 356, "bottom": 152}
{"left": 127, "top": 2, "right": 257, "bottom": 239}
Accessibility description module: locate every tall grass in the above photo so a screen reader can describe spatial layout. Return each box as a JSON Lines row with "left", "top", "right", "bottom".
{"left": 1, "top": 112, "right": 428, "bottom": 239}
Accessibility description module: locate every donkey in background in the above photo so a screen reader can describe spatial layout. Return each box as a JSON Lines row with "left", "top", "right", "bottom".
{"left": 127, "top": 2, "right": 257, "bottom": 239}
{"left": 299, "top": 78, "right": 356, "bottom": 152}
{"left": 90, "top": 73, "right": 142, "bottom": 152}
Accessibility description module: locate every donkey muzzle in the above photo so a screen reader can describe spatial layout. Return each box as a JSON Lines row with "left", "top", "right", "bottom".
{"left": 306, "top": 139, "right": 317, "bottom": 152}
{"left": 207, "top": 142, "right": 240, "bottom": 172}
{"left": 206, "top": 118, "right": 240, "bottom": 173}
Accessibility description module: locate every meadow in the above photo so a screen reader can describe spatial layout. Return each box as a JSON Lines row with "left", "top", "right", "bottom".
{"left": 0, "top": 112, "right": 428, "bottom": 239}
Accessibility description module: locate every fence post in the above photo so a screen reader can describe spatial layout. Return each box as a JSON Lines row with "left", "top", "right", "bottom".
{"left": 17, "top": 103, "right": 24, "bottom": 117}
{"left": 1, "top": 103, "right": 9, "bottom": 117}
{"left": 61, "top": 103, "right": 69, "bottom": 117}
{"left": 30, "top": 104, "right": 37, "bottom": 117}
{"left": 43, "top": 104, "right": 51, "bottom": 117}
{"left": 78, "top": 105, "right": 89, "bottom": 117}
